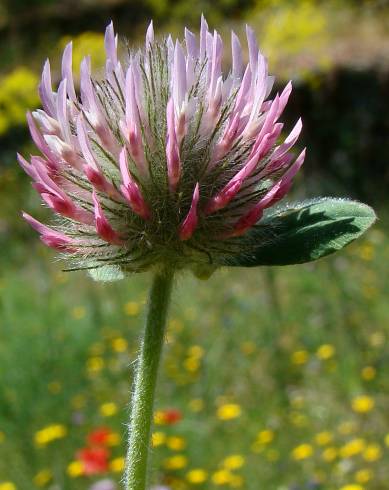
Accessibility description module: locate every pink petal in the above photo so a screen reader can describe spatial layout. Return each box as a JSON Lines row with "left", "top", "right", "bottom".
{"left": 230, "top": 149, "right": 306, "bottom": 237}
{"left": 119, "top": 148, "right": 151, "bottom": 220}
{"left": 27, "top": 112, "right": 58, "bottom": 168}
{"left": 166, "top": 99, "right": 181, "bottom": 192}
{"left": 105, "top": 21, "right": 118, "bottom": 65}
{"left": 92, "top": 191, "right": 124, "bottom": 245}
{"left": 56, "top": 79, "right": 72, "bottom": 144}
{"left": 61, "top": 42, "right": 77, "bottom": 101}
{"left": 146, "top": 20, "right": 154, "bottom": 47}
{"left": 231, "top": 31, "right": 243, "bottom": 80}
{"left": 39, "top": 60, "right": 56, "bottom": 117}
{"left": 276, "top": 81, "right": 293, "bottom": 120}
{"left": 22, "top": 212, "right": 75, "bottom": 252}
{"left": 271, "top": 118, "right": 302, "bottom": 162}
{"left": 17, "top": 153, "right": 38, "bottom": 181}
{"left": 266, "top": 149, "right": 306, "bottom": 206}
{"left": 77, "top": 116, "right": 121, "bottom": 201}
{"left": 246, "top": 25, "right": 259, "bottom": 76}
{"left": 185, "top": 28, "right": 198, "bottom": 58}
{"left": 199, "top": 15, "right": 209, "bottom": 60}
{"left": 173, "top": 40, "right": 187, "bottom": 110}
{"left": 204, "top": 179, "right": 243, "bottom": 215}
{"left": 206, "top": 132, "right": 274, "bottom": 214}
{"left": 179, "top": 183, "right": 200, "bottom": 240}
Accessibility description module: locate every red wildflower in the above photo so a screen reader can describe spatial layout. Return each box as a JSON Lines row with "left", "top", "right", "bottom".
{"left": 163, "top": 409, "right": 182, "bottom": 425}
{"left": 87, "top": 427, "right": 112, "bottom": 447}
{"left": 77, "top": 446, "right": 110, "bottom": 475}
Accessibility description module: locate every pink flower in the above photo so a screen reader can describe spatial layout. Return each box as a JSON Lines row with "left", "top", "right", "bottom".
{"left": 19, "top": 17, "right": 304, "bottom": 277}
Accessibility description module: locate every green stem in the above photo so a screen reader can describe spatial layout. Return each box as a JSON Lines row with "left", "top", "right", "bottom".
{"left": 125, "top": 267, "right": 174, "bottom": 490}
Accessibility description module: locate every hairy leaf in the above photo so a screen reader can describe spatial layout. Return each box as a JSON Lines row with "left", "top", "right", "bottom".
{"left": 222, "top": 198, "right": 376, "bottom": 267}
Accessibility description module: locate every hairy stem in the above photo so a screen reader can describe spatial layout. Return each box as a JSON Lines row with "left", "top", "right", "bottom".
{"left": 125, "top": 267, "right": 174, "bottom": 490}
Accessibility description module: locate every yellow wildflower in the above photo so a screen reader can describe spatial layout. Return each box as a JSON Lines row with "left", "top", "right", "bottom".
{"left": 0, "top": 483, "right": 16, "bottom": 490}
{"left": 186, "top": 469, "right": 208, "bottom": 484}
{"left": 67, "top": 461, "right": 83, "bottom": 477}
{"left": 152, "top": 432, "right": 166, "bottom": 447}
{"left": 86, "top": 356, "right": 104, "bottom": 373}
{"left": 290, "top": 396, "right": 305, "bottom": 409}
{"left": 385, "top": 433, "right": 389, "bottom": 447}
{"left": 167, "top": 436, "right": 186, "bottom": 451}
{"left": 322, "top": 447, "right": 338, "bottom": 462}
{"left": 315, "top": 431, "right": 333, "bottom": 446}
{"left": 34, "top": 424, "right": 67, "bottom": 446}
{"left": 359, "top": 243, "right": 374, "bottom": 261}
{"left": 212, "top": 470, "right": 232, "bottom": 485}
{"left": 316, "top": 344, "right": 335, "bottom": 360}
{"left": 222, "top": 454, "right": 245, "bottom": 470}
{"left": 154, "top": 410, "right": 165, "bottom": 424}
{"left": 89, "top": 342, "right": 105, "bottom": 355}
{"left": 351, "top": 395, "right": 375, "bottom": 413}
{"left": 291, "top": 350, "right": 309, "bottom": 365}
{"left": 33, "top": 470, "right": 52, "bottom": 487}
{"left": 0, "top": 432, "right": 5, "bottom": 443}
{"left": 217, "top": 403, "right": 241, "bottom": 420}
{"left": 111, "top": 337, "right": 128, "bottom": 352}
{"left": 240, "top": 341, "right": 256, "bottom": 355}
{"left": 290, "top": 411, "right": 308, "bottom": 427}
{"left": 339, "top": 486, "right": 364, "bottom": 490}
{"left": 163, "top": 455, "right": 188, "bottom": 470}
{"left": 100, "top": 402, "right": 118, "bottom": 417}
{"left": 230, "top": 475, "right": 244, "bottom": 488}
{"left": 168, "top": 319, "right": 184, "bottom": 332}
{"left": 354, "top": 469, "right": 372, "bottom": 484}
{"left": 361, "top": 366, "right": 376, "bottom": 381}
{"left": 110, "top": 457, "right": 125, "bottom": 472}
{"left": 257, "top": 429, "right": 274, "bottom": 444}
{"left": 187, "top": 345, "right": 204, "bottom": 358}
{"left": 291, "top": 443, "right": 314, "bottom": 460}
{"left": 124, "top": 301, "right": 140, "bottom": 316}
{"left": 266, "top": 449, "right": 279, "bottom": 461}
{"left": 363, "top": 444, "right": 382, "bottom": 462}
{"left": 183, "top": 357, "right": 200, "bottom": 372}
{"left": 107, "top": 432, "right": 121, "bottom": 446}
{"left": 251, "top": 441, "right": 264, "bottom": 453}
{"left": 369, "top": 331, "right": 385, "bottom": 347}
{"left": 71, "top": 395, "right": 86, "bottom": 409}
{"left": 338, "top": 421, "right": 356, "bottom": 435}
{"left": 47, "top": 381, "right": 61, "bottom": 394}
{"left": 340, "top": 439, "right": 365, "bottom": 458}
{"left": 188, "top": 398, "right": 204, "bottom": 412}
{"left": 71, "top": 306, "right": 86, "bottom": 319}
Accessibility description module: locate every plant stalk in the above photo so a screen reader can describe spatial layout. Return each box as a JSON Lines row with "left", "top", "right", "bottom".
{"left": 125, "top": 267, "right": 174, "bottom": 490}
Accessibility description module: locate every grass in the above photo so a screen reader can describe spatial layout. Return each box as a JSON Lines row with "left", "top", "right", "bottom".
{"left": 0, "top": 222, "right": 388, "bottom": 490}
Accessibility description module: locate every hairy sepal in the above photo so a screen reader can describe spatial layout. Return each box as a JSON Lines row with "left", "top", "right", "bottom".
{"left": 88, "top": 264, "right": 125, "bottom": 282}
{"left": 222, "top": 198, "right": 376, "bottom": 267}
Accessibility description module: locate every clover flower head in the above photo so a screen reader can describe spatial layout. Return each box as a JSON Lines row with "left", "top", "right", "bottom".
{"left": 19, "top": 17, "right": 305, "bottom": 278}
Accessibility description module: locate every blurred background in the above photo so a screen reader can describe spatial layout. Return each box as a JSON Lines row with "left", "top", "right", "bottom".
{"left": 0, "top": 0, "right": 388, "bottom": 489}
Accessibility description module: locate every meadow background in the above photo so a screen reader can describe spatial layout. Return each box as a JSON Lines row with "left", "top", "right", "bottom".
{"left": 0, "top": 0, "right": 388, "bottom": 489}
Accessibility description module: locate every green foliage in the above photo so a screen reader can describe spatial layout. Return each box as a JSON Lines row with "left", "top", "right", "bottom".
{"left": 0, "top": 223, "right": 388, "bottom": 489}
{"left": 224, "top": 198, "right": 376, "bottom": 267}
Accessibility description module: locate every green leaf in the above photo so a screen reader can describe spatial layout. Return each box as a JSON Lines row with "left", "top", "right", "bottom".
{"left": 88, "top": 265, "right": 125, "bottom": 282}
{"left": 222, "top": 198, "right": 376, "bottom": 267}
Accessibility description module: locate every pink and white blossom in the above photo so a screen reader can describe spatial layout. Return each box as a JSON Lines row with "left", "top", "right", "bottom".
{"left": 20, "top": 17, "right": 304, "bottom": 274}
